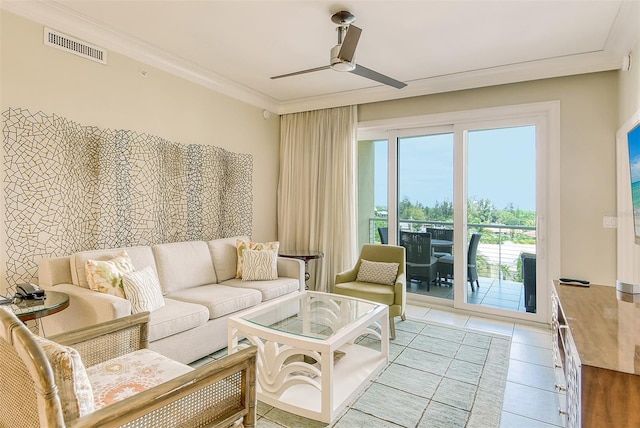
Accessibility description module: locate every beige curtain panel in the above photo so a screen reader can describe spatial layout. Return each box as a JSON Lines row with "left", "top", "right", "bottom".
{"left": 277, "top": 105, "right": 358, "bottom": 292}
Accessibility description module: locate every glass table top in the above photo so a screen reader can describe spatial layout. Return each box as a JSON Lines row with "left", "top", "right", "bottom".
{"left": 238, "top": 292, "right": 381, "bottom": 340}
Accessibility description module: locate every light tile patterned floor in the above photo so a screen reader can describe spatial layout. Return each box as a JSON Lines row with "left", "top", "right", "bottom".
{"left": 191, "top": 303, "right": 565, "bottom": 427}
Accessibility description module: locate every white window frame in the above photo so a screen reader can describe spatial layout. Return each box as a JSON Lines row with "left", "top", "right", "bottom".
{"left": 358, "top": 101, "right": 560, "bottom": 324}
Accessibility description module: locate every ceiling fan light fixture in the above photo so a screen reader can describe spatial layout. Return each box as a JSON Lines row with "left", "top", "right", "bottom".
{"left": 330, "top": 44, "right": 356, "bottom": 72}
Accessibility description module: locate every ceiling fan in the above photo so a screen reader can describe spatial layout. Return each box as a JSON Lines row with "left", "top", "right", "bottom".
{"left": 271, "top": 10, "right": 407, "bottom": 89}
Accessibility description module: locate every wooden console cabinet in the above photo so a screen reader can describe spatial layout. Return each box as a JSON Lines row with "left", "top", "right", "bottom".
{"left": 551, "top": 281, "right": 640, "bottom": 428}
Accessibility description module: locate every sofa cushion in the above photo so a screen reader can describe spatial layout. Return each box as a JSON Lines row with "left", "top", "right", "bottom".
{"left": 147, "top": 298, "right": 209, "bottom": 342}
{"left": 87, "top": 348, "right": 192, "bottom": 410}
{"left": 122, "top": 266, "right": 165, "bottom": 314}
{"left": 71, "top": 246, "right": 156, "bottom": 289}
{"left": 222, "top": 277, "right": 300, "bottom": 302}
{"left": 167, "top": 284, "right": 261, "bottom": 319}
{"left": 152, "top": 241, "right": 217, "bottom": 294}
{"left": 242, "top": 249, "right": 278, "bottom": 281}
{"left": 33, "top": 335, "right": 95, "bottom": 423}
{"left": 85, "top": 251, "right": 135, "bottom": 299}
{"left": 208, "top": 236, "right": 249, "bottom": 282}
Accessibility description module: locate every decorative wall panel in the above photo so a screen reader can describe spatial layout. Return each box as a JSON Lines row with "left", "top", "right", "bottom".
{"left": 2, "top": 108, "right": 252, "bottom": 289}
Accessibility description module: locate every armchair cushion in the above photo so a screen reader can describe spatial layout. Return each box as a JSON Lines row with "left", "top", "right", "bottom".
{"left": 85, "top": 251, "right": 135, "bottom": 298}
{"left": 87, "top": 348, "right": 192, "bottom": 409}
{"left": 122, "top": 266, "right": 165, "bottom": 314}
{"left": 356, "top": 259, "right": 399, "bottom": 285}
{"left": 241, "top": 249, "right": 278, "bottom": 281}
{"left": 33, "top": 335, "right": 95, "bottom": 423}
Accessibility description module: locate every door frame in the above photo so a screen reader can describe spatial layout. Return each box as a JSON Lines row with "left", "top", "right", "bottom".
{"left": 358, "top": 101, "right": 560, "bottom": 324}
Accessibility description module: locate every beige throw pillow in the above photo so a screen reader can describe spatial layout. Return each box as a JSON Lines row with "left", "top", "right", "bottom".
{"left": 122, "top": 266, "right": 165, "bottom": 313}
{"left": 242, "top": 249, "right": 278, "bottom": 281}
{"left": 236, "top": 239, "right": 279, "bottom": 278}
{"left": 85, "top": 251, "right": 135, "bottom": 298}
{"left": 33, "top": 335, "right": 95, "bottom": 423}
{"left": 356, "top": 259, "right": 399, "bottom": 286}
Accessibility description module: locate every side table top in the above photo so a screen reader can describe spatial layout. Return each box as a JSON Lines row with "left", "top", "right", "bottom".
{"left": 278, "top": 250, "right": 324, "bottom": 261}
{"left": 10, "top": 290, "right": 70, "bottom": 322}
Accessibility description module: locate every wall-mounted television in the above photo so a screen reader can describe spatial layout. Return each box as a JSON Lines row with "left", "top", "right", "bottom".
{"left": 627, "top": 120, "right": 640, "bottom": 244}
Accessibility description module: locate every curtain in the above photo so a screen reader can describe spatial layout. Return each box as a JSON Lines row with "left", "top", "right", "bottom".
{"left": 277, "top": 106, "right": 358, "bottom": 292}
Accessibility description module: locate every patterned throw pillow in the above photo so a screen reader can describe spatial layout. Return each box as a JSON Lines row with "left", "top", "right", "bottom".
{"left": 356, "top": 259, "right": 399, "bottom": 286}
{"left": 33, "top": 335, "right": 95, "bottom": 423}
{"left": 242, "top": 249, "right": 278, "bottom": 281}
{"left": 236, "top": 239, "right": 279, "bottom": 278}
{"left": 85, "top": 251, "right": 135, "bottom": 298}
{"left": 122, "top": 266, "right": 165, "bottom": 314}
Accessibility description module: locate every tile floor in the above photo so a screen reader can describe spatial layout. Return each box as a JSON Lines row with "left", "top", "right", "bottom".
{"left": 193, "top": 303, "right": 566, "bottom": 427}
{"left": 404, "top": 303, "right": 565, "bottom": 427}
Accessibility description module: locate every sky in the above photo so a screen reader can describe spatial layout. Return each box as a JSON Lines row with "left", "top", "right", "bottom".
{"left": 374, "top": 125, "right": 536, "bottom": 212}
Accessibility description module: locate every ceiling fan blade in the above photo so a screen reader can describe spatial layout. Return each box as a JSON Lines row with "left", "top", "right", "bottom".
{"left": 338, "top": 24, "right": 361, "bottom": 62}
{"left": 351, "top": 64, "right": 407, "bottom": 89}
{"left": 271, "top": 65, "right": 330, "bottom": 80}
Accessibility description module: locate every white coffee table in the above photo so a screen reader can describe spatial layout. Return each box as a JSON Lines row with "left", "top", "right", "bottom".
{"left": 228, "top": 291, "right": 389, "bottom": 423}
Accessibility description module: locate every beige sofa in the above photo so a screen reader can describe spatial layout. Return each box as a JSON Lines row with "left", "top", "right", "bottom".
{"left": 38, "top": 236, "right": 304, "bottom": 364}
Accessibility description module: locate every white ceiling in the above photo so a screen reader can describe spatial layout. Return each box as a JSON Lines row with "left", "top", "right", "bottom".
{"left": 3, "top": 1, "right": 639, "bottom": 114}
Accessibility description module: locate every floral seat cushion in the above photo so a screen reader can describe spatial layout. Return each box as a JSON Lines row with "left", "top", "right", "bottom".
{"left": 86, "top": 348, "right": 193, "bottom": 409}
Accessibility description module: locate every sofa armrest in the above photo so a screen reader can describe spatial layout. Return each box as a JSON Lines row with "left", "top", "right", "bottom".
{"left": 277, "top": 257, "right": 305, "bottom": 291}
{"left": 72, "top": 345, "right": 258, "bottom": 428}
{"left": 49, "top": 312, "right": 149, "bottom": 366}
{"left": 40, "top": 283, "right": 131, "bottom": 336}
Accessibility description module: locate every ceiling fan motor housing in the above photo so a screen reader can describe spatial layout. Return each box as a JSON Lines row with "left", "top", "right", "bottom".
{"left": 330, "top": 44, "right": 356, "bottom": 71}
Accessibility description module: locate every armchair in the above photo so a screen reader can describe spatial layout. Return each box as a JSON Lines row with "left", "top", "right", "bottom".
{"left": 333, "top": 244, "right": 406, "bottom": 339}
{"left": 0, "top": 309, "right": 257, "bottom": 428}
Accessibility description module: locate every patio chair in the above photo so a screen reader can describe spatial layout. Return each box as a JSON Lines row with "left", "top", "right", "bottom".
{"left": 400, "top": 231, "right": 439, "bottom": 291}
{"left": 426, "top": 227, "right": 454, "bottom": 258}
{"left": 521, "top": 252, "right": 537, "bottom": 312}
{"left": 334, "top": 244, "right": 406, "bottom": 339}
{"left": 378, "top": 227, "right": 388, "bottom": 244}
{"left": 0, "top": 309, "right": 257, "bottom": 428}
{"left": 437, "top": 233, "right": 482, "bottom": 291}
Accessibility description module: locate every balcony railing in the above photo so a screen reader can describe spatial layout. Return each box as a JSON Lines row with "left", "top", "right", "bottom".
{"left": 368, "top": 218, "right": 536, "bottom": 283}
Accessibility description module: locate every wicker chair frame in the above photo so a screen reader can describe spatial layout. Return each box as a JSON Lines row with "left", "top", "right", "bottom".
{"left": 0, "top": 309, "right": 257, "bottom": 428}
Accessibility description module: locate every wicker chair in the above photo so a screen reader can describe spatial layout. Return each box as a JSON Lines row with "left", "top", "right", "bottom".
{"left": 0, "top": 309, "right": 257, "bottom": 428}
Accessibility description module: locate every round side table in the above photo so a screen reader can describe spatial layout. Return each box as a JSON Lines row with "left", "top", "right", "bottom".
{"left": 278, "top": 250, "right": 324, "bottom": 290}
{"left": 10, "top": 290, "right": 70, "bottom": 335}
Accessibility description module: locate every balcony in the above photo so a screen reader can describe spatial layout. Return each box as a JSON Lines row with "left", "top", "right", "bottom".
{"left": 368, "top": 218, "right": 536, "bottom": 313}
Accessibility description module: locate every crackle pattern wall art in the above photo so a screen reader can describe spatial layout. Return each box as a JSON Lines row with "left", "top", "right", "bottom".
{"left": 2, "top": 108, "right": 253, "bottom": 289}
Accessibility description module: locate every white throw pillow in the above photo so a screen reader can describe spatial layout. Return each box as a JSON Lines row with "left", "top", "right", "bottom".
{"left": 241, "top": 249, "right": 278, "bottom": 281}
{"left": 122, "top": 266, "right": 165, "bottom": 313}
{"left": 356, "top": 259, "right": 399, "bottom": 286}
{"left": 33, "top": 335, "right": 95, "bottom": 423}
{"left": 236, "top": 239, "right": 279, "bottom": 278}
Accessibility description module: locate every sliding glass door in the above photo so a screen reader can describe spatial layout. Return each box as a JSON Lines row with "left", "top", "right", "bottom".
{"left": 397, "top": 131, "right": 454, "bottom": 303}
{"left": 465, "top": 126, "right": 537, "bottom": 314}
{"left": 358, "top": 102, "right": 557, "bottom": 323}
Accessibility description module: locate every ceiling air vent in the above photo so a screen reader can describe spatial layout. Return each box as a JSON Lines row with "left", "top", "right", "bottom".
{"left": 44, "top": 27, "right": 107, "bottom": 64}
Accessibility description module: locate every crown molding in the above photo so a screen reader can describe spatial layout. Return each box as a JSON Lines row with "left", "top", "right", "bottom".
{"left": 1, "top": 0, "right": 282, "bottom": 113}
{"left": 1, "top": 1, "right": 631, "bottom": 116}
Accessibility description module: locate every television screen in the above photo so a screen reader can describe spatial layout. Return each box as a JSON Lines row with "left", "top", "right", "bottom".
{"left": 628, "top": 122, "right": 640, "bottom": 244}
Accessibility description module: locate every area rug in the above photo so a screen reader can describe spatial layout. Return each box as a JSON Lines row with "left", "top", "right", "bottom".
{"left": 255, "top": 317, "right": 512, "bottom": 428}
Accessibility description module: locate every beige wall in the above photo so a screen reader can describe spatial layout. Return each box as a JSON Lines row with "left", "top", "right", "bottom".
{"left": 0, "top": 11, "right": 280, "bottom": 290}
{"left": 617, "top": 38, "right": 640, "bottom": 285}
{"left": 359, "top": 72, "right": 619, "bottom": 286}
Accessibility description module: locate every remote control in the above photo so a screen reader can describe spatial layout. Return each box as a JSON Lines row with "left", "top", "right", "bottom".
{"left": 559, "top": 278, "right": 590, "bottom": 287}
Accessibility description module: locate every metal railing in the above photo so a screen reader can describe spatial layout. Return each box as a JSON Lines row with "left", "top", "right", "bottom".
{"left": 369, "top": 218, "right": 536, "bottom": 282}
